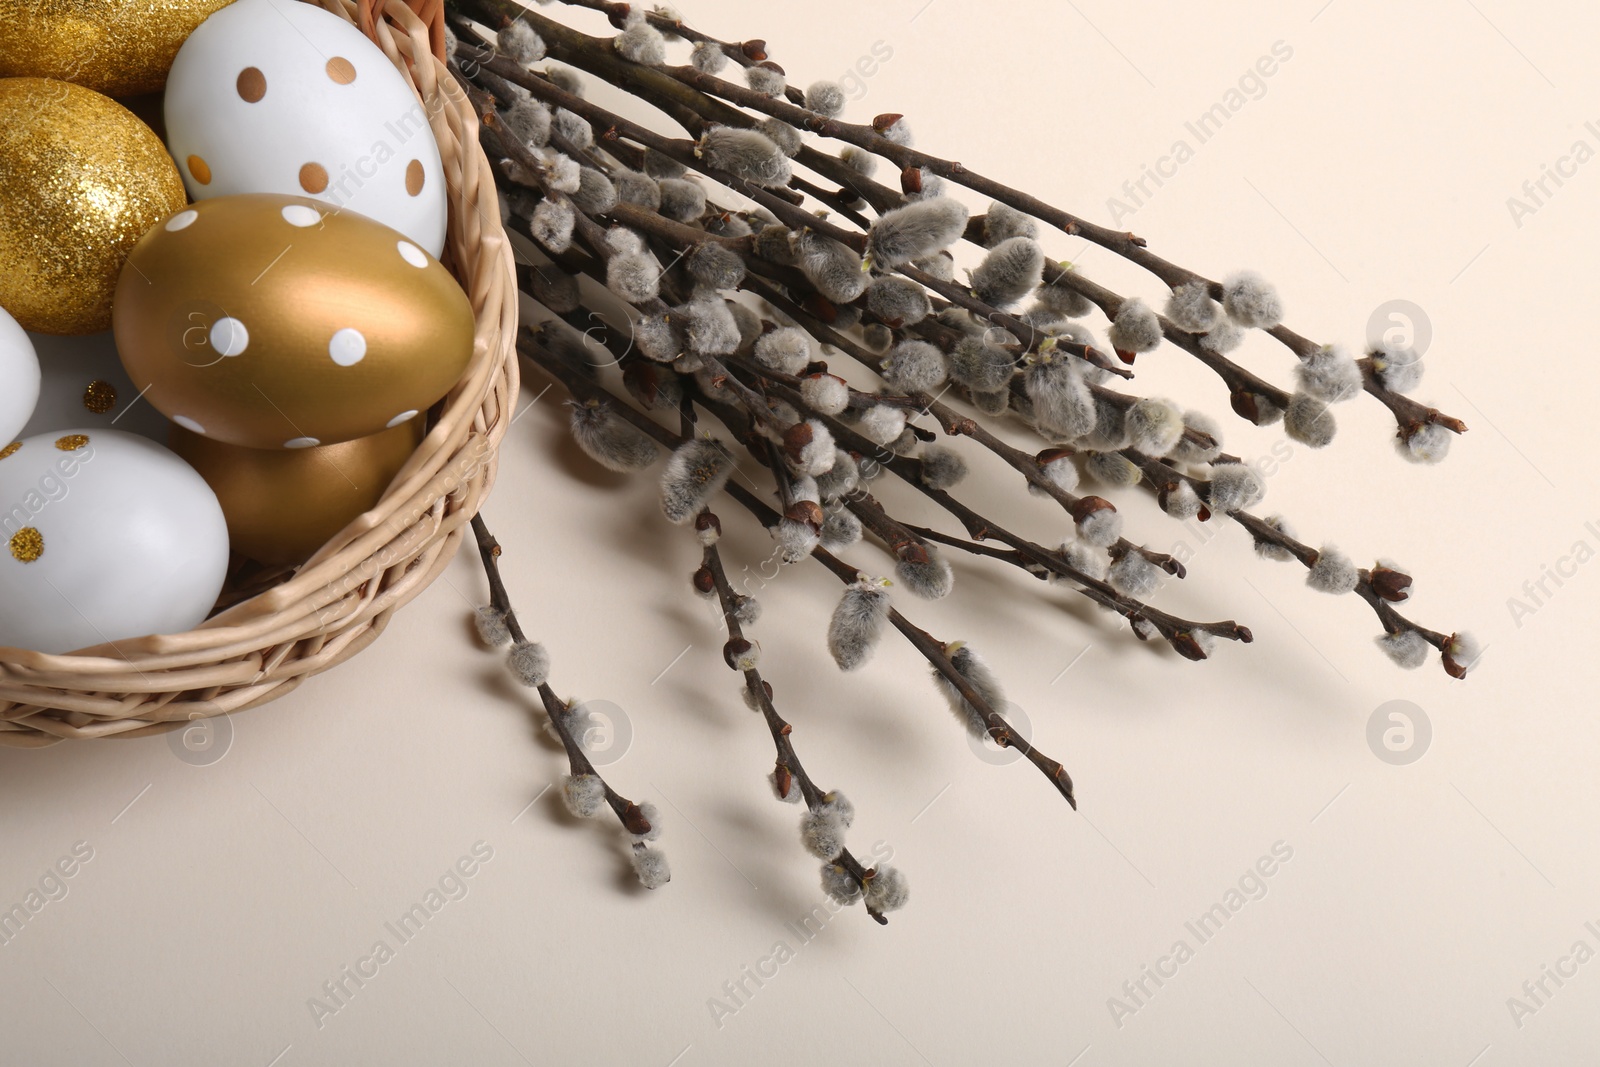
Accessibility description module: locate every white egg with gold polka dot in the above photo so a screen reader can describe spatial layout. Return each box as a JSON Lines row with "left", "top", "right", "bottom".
{"left": 0, "top": 429, "right": 229, "bottom": 655}
{"left": 163, "top": 0, "right": 448, "bottom": 256}
{"left": 20, "top": 330, "right": 170, "bottom": 445}
{"left": 113, "top": 193, "right": 475, "bottom": 450}
{"left": 0, "top": 305, "right": 41, "bottom": 447}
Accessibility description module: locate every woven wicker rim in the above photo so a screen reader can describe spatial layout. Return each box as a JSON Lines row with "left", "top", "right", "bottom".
{"left": 0, "top": 0, "right": 520, "bottom": 746}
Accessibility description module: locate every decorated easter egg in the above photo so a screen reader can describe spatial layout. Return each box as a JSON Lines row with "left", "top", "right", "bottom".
{"left": 169, "top": 419, "right": 422, "bottom": 566}
{"left": 21, "top": 330, "right": 169, "bottom": 445}
{"left": 0, "top": 429, "right": 229, "bottom": 654}
{"left": 164, "top": 0, "right": 448, "bottom": 255}
{"left": 113, "top": 193, "right": 476, "bottom": 450}
{"left": 0, "top": 305, "right": 40, "bottom": 445}
{"left": 0, "top": 78, "right": 187, "bottom": 334}
{"left": 0, "top": 0, "right": 234, "bottom": 97}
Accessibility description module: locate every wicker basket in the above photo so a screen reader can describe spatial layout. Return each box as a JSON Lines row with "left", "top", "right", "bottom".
{"left": 0, "top": 0, "right": 520, "bottom": 746}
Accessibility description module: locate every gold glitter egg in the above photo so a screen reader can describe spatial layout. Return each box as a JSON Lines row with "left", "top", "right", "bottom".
{"left": 0, "top": 78, "right": 187, "bottom": 334}
{"left": 169, "top": 419, "right": 423, "bottom": 566}
{"left": 115, "top": 193, "right": 476, "bottom": 450}
{"left": 0, "top": 0, "right": 233, "bottom": 97}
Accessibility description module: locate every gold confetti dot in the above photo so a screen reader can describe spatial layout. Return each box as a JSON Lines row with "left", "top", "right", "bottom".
{"left": 237, "top": 66, "right": 267, "bottom": 102}
{"left": 299, "top": 162, "right": 329, "bottom": 194}
{"left": 326, "top": 56, "right": 356, "bottom": 84}
{"left": 9, "top": 527, "right": 43, "bottom": 563}
{"left": 55, "top": 434, "right": 89, "bottom": 451}
{"left": 0, "top": 441, "right": 19, "bottom": 460}
{"left": 405, "top": 159, "right": 425, "bottom": 197}
{"left": 83, "top": 379, "right": 117, "bottom": 414}
{"left": 188, "top": 154, "right": 212, "bottom": 185}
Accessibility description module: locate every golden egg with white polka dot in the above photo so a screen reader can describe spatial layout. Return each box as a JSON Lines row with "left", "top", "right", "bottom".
{"left": 162, "top": 0, "right": 448, "bottom": 256}
{"left": 113, "top": 193, "right": 475, "bottom": 450}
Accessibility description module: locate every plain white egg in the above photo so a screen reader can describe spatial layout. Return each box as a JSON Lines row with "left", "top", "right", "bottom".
{"left": 164, "top": 0, "right": 448, "bottom": 256}
{"left": 21, "top": 331, "right": 169, "bottom": 444}
{"left": 0, "top": 305, "right": 41, "bottom": 445}
{"left": 0, "top": 429, "right": 230, "bottom": 655}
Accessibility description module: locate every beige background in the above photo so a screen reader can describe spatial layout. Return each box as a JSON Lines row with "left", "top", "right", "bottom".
{"left": 4, "top": 0, "right": 1598, "bottom": 1063}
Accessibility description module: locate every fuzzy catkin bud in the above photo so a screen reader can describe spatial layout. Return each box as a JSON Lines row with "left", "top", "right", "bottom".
{"left": 1125, "top": 397, "right": 1185, "bottom": 456}
{"left": 828, "top": 578, "right": 891, "bottom": 670}
{"left": 816, "top": 450, "right": 860, "bottom": 501}
{"left": 614, "top": 20, "right": 666, "bottom": 64}
{"left": 800, "top": 809, "right": 847, "bottom": 860}
{"left": 860, "top": 404, "right": 907, "bottom": 447}
{"left": 754, "top": 326, "right": 812, "bottom": 373}
{"left": 804, "top": 80, "right": 847, "bottom": 117}
{"left": 613, "top": 169, "right": 660, "bottom": 210}
{"left": 1108, "top": 298, "right": 1163, "bottom": 356}
{"left": 948, "top": 336, "right": 1015, "bottom": 393}
{"left": 1307, "top": 545, "right": 1359, "bottom": 594}
{"left": 1059, "top": 538, "right": 1108, "bottom": 582}
{"left": 1397, "top": 422, "right": 1451, "bottom": 464}
{"left": 698, "top": 126, "right": 792, "bottom": 186}
{"left": 1085, "top": 451, "right": 1141, "bottom": 489}
{"left": 1223, "top": 270, "right": 1284, "bottom": 329}
{"left": 503, "top": 98, "right": 551, "bottom": 148}
{"left": 933, "top": 642, "right": 1003, "bottom": 738}
{"left": 1169, "top": 410, "right": 1223, "bottom": 464}
{"left": 919, "top": 445, "right": 968, "bottom": 490}
{"left": 1072, "top": 497, "right": 1122, "bottom": 548}
{"left": 1201, "top": 319, "right": 1245, "bottom": 355}
{"left": 864, "top": 865, "right": 910, "bottom": 912}
{"left": 1165, "top": 280, "right": 1219, "bottom": 333}
{"left": 572, "top": 167, "right": 617, "bottom": 213}
{"left": 607, "top": 252, "right": 660, "bottom": 303}
{"left": 867, "top": 276, "right": 933, "bottom": 326}
{"left": 686, "top": 242, "right": 745, "bottom": 291}
{"left": 1296, "top": 344, "right": 1363, "bottom": 403}
{"left": 634, "top": 313, "right": 683, "bottom": 363}
{"left": 770, "top": 767, "right": 803, "bottom": 803}
{"left": 529, "top": 197, "right": 574, "bottom": 252}
{"left": 1163, "top": 481, "right": 1203, "bottom": 521}
{"left": 1037, "top": 269, "right": 1094, "bottom": 318}
{"left": 1376, "top": 629, "right": 1430, "bottom": 669}
{"left": 507, "top": 640, "right": 550, "bottom": 687}
{"left": 682, "top": 296, "right": 741, "bottom": 356}
{"left": 800, "top": 373, "right": 851, "bottom": 416}
{"left": 821, "top": 863, "right": 862, "bottom": 904}
{"left": 690, "top": 40, "right": 727, "bottom": 73}
{"left": 1025, "top": 355, "right": 1095, "bottom": 439}
{"left": 792, "top": 231, "right": 867, "bottom": 303}
{"left": 867, "top": 198, "right": 970, "bottom": 269}
{"left": 1109, "top": 551, "right": 1161, "bottom": 598}
{"left": 746, "top": 62, "right": 786, "bottom": 96}
{"left": 897, "top": 546, "right": 954, "bottom": 600}
{"left": 661, "top": 439, "right": 735, "bottom": 523}
{"left": 645, "top": 179, "right": 698, "bottom": 224}
{"left": 970, "top": 237, "right": 1044, "bottom": 309}
{"left": 883, "top": 340, "right": 947, "bottom": 393}
{"left": 1442, "top": 632, "right": 1481, "bottom": 677}
{"left": 819, "top": 507, "right": 862, "bottom": 550}
{"left": 561, "top": 774, "right": 606, "bottom": 818}
{"left": 1284, "top": 392, "right": 1336, "bottom": 448}
{"left": 498, "top": 20, "right": 546, "bottom": 65}
{"left": 569, "top": 401, "right": 657, "bottom": 472}
{"left": 1253, "top": 515, "right": 1297, "bottom": 561}
{"left": 1206, "top": 462, "right": 1266, "bottom": 513}
{"left": 551, "top": 108, "right": 593, "bottom": 150}
{"left": 1373, "top": 345, "right": 1424, "bottom": 393}
{"left": 474, "top": 606, "right": 511, "bottom": 648}
{"left": 982, "top": 201, "right": 1039, "bottom": 247}
{"left": 630, "top": 845, "right": 671, "bottom": 888}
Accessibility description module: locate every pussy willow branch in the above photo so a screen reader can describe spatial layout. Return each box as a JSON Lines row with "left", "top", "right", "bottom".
{"left": 711, "top": 376, "right": 1248, "bottom": 653}
{"left": 472, "top": 514, "right": 653, "bottom": 835}
{"left": 1118, "top": 448, "right": 1457, "bottom": 654}
{"left": 697, "top": 520, "right": 888, "bottom": 924}
{"left": 520, "top": 328, "right": 1077, "bottom": 806}
{"left": 488, "top": 0, "right": 1467, "bottom": 439}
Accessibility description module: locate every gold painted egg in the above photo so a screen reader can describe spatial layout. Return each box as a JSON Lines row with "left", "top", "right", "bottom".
{"left": 0, "top": 78, "right": 187, "bottom": 334}
{"left": 169, "top": 419, "right": 422, "bottom": 566}
{"left": 0, "top": 0, "right": 234, "bottom": 98}
{"left": 113, "top": 193, "right": 476, "bottom": 449}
